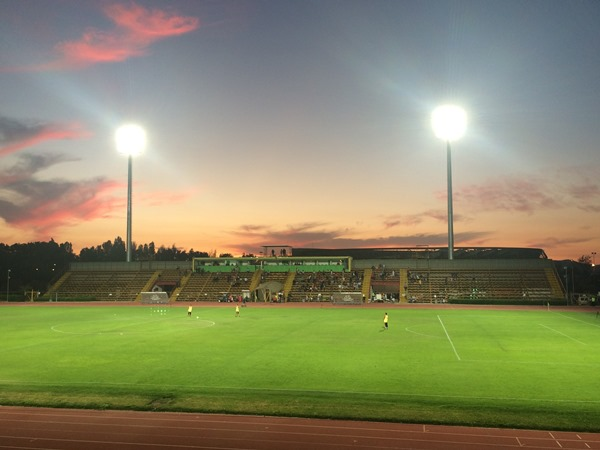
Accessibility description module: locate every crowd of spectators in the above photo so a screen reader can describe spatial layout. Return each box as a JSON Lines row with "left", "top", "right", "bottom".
{"left": 290, "top": 270, "right": 362, "bottom": 302}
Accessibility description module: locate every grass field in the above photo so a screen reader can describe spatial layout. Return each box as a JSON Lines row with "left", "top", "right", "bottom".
{"left": 1, "top": 303, "right": 599, "bottom": 432}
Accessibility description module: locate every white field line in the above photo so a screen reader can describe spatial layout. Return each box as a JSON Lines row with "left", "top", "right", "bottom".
{"left": 437, "top": 315, "right": 461, "bottom": 361}
{"left": 538, "top": 324, "right": 587, "bottom": 345}
{"left": 556, "top": 312, "right": 600, "bottom": 328}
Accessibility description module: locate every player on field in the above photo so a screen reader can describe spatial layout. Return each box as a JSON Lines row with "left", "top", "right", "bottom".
{"left": 383, "top": 312, "right": 389, "bottom": 330}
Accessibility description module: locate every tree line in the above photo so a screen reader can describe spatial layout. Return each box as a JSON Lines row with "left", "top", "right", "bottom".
{"left": 0, "top": 237, "right": 217, "bottom": 297}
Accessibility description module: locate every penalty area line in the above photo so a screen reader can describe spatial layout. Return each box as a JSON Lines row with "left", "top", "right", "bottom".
{"left": 438, "top": 315, "right": 461, "bottom": 361}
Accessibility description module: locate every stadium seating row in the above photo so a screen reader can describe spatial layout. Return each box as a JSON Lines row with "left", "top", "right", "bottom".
{"left": 45, "top": 265, "right": 562, "bottom": 304}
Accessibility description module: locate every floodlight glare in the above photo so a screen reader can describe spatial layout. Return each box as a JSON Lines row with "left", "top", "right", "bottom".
{"left": 115, "top": 124, "right": 146, "bottom": 157}
{"left": 431, "top": 105, "right": 467, "bottom": 142}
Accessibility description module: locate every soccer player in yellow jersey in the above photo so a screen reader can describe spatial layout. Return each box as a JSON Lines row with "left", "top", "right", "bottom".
{"left": 235, "top": 305, "right": 240, "bottom": 317}
{"left": 383, "top": 312, "right": 388, "bottom": 330}
{"left": 187, "top": 305, "right": 193, "bottom": 317}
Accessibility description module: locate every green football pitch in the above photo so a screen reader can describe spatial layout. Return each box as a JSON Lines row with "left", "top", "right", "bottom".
{"left": 1, "top": 304, "right": 599, "bottom": 432}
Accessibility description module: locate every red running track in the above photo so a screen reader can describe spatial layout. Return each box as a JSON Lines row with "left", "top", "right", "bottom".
{"left": 0, "top": 406, "right": 599, "bottom": 450}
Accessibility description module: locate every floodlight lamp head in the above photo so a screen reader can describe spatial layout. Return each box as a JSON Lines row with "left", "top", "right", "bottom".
{"left": 115, "top": 124, "right": 146, "bottom": 157}
{"left": 431, "top": 105, "right": 467, "bottom": 142}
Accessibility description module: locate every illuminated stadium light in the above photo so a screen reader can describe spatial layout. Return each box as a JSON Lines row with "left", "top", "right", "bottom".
{"left": 115, "top": 124, "right": 146, "bottom": 263}
{"left": 116, "top": 124, "right": 146, "bottom": 157}
{"left": 431, "top": 105, "right": 467, "bottom": 260}
{"left": 431, "top": 105, "right": 467, "bottom": 142}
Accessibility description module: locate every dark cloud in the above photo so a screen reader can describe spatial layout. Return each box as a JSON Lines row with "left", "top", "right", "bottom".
{"left": 0, "top": 116, "right": 89, "bottom": 156}
{"left": 0, "top": 153, "right": 76, "bottom": 184}
{"left": 383, "top": 209, "right": 450, "bottom": 229}
{"left": 0, "top": 116, "right": 45, "bottom": 143}
{"left": 529, "top": 235, "right": 592, "bottom": 250}
{"left": 229, "top": 222, "right": 490, "bottom": 255}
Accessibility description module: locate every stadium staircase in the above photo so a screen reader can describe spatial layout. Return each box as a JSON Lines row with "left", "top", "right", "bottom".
{"left": 248, "top": 270, "right": 262, "bottom": 292}
{"left": 46, "top": 271, "right": 71, "bottom": 296}
{"left": 361, "top": 268, "right": 372, "bottom": 302}
{"left": 136, "top": 271, "right": 161, "bottom": 301}
{"left": 545, "top": 268, "right": 564, "bottom": 298}
{"left": 283, "top": 271, "right": 296, "bottom": 301}
{"left": 399, "top": 269, "right": 408, "bottom": 303}
{"left": 170, "top": 271, "right": 192, "bottom": 302}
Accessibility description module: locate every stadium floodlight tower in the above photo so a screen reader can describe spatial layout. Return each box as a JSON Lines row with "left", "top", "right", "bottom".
{"left": 431, "top": 104, "right": 467, "bottom": 260}
{"left": 115, "top": 124, "right": 146, "bottom": 263}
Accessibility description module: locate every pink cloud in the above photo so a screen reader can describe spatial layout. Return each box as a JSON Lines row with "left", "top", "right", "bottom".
{"left": 0, "top": 2, "right": 199, "bottom": 72}
{"left": 4, "top": 178, "right": 122, "bottom": 237}
{"left": 568, "top": 183, "right": 600, "bottom": 200}
{"left": 54, "top": 2, "right": 199, "bottom": 69}
{"left": 56, "top": 29, "right": 146, "bottom": 66}
{"left": 105, "top": 3, "right": 199, "bottom": 38}
{"left": 458, "top": 176, "right": 561, "bottom": 213}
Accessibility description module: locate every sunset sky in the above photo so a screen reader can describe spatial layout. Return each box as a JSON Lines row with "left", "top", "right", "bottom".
{"left": 1, "top": 0, "right": 599, "bottom": 261}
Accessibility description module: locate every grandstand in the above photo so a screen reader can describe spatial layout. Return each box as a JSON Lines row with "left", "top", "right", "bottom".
{"left": 43, "top": 247, "right": 566, "bottom": 304}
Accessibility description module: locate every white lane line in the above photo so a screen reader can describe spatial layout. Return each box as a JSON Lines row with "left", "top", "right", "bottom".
{"left": 438, "top": 315, "right": 461, "bottom": 361}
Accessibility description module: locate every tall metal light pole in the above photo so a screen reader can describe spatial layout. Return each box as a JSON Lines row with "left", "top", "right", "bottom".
{"left": 431, "top": 105, "right": 467, "bottom": 260}
{"left": 6, "top": 269, "right": 10, "bottom": 302}
{"left": 115, "top": 124, "right": 146, "bottom": 263}
{"left": 563, "top": 265, "right": 568, "bottom": 304}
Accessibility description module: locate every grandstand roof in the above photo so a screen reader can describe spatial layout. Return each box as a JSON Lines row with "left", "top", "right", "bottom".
{"left": 292, "top": 247, "right": 548, "bottom": 260}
